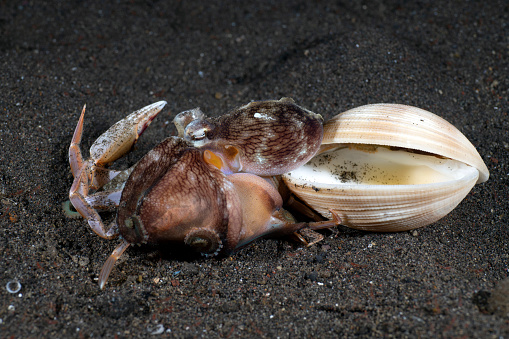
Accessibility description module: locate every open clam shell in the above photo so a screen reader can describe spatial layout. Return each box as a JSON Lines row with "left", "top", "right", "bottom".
{"left": 282, "top": 104, "right": 489, "bottom": 232}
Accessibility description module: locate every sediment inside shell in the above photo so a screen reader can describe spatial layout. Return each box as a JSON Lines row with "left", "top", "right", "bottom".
{"left": 283, "top": 144, "right": 480, "bottom": 232}
{"left": 289, "top": 145, "right": 475, "bottom": 186}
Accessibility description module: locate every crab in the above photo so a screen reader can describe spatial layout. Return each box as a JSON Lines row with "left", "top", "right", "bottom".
{"left": 67, "top": 99, "right": 340, "bottom": 289}
{"left": 68, "top": 101, "right": 166, "bottom": 239}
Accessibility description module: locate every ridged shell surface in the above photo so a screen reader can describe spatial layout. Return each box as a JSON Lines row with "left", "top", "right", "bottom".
{"left": 321, "top": 104, "right": 488, "bottom": 183}
{"left": 282, "top": 104, "right": 489, "bottom": 232}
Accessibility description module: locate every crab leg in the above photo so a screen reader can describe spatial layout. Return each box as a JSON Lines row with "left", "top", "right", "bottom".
{"left": 235, "top": 209, "right": 341, "bottom": 250}
{"left": 69, "top": 101, "right": 167, "bottom": 239}
{"left": 62, "top": 189, "right": 123, "bottom": 220}
{"left": 98, "top": 239, "right": 131, "bottom": 289}
{"left": 83, "top": 189, "right": 123, "bottom": 211}
{"left": 69, "top": 105, "right": 87, "bottom": 177}
{"left": 70, "top": 191, "right": 120, "bottom": 238}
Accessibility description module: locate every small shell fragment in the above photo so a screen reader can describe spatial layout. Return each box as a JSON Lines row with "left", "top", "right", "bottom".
{"left": 6, "top": 280, "right": 22, "bottom": 294}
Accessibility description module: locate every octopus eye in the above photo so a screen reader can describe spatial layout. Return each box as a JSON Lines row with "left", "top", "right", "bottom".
{"left": 184, "top": 120, "right": 215, "bottom": 143}
{"left": 190, "top": 127, "right": 207, "bottom": 140}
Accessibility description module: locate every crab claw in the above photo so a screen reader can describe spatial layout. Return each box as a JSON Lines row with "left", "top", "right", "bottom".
{"left": 89, "top": 100, "right": 167, "bottom": 166}
{"left": 69, "top": 101, "right": 167, "bottom": 179}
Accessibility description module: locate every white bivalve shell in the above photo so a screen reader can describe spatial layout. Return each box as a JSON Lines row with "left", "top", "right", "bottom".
{"left": 282, "top": 104, "right": 489, "bottom": 232}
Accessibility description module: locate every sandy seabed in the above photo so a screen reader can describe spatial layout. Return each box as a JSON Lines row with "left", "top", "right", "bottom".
{"left": 1, "top": 1, "right": 508, "bottom": 337}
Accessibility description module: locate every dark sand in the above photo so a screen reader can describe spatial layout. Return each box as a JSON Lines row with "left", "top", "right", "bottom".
{"left": 1, "top": 1, "right": 508, "bottom": 337}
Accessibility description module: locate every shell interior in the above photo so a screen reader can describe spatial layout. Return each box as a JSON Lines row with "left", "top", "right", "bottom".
{"left": 282, "top": 145, "right": 479, "bottom": 232}
{"left": 290, "top": 145, "right": 476, "bottom": 186}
